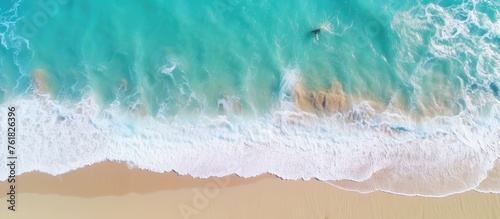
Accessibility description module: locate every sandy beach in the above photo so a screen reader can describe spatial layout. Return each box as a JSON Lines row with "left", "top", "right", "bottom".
{"left": 0, "top": 161, "right": 499, "bottom": 219}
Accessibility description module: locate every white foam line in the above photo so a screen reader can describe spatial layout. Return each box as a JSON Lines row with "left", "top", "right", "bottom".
{"left": 0, "top": 88, "right": 499, "bottom": 197}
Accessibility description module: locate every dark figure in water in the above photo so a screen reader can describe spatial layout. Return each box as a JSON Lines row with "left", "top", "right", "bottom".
{"left": 311, "top": 28, "right": 321, "bottom": 35}
{"left": 311, "top": 28, "right": 321, "bottom": 40}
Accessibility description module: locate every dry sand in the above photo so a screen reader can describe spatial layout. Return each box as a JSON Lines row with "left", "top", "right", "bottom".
{"left": 1, "top": 161, "right": 499, "bottom": 219}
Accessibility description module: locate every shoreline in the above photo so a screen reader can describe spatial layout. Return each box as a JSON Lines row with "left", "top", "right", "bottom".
{"left": 3, "top": 161, "right": 499, "bottom": 198}
{"left": 1, "top": 161, "right": 500, "bottom": 218}
{"left": 0, "top": 161, "right": 274, "bottom": 198}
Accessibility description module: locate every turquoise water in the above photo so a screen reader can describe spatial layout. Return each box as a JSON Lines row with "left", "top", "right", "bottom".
{"left": 1, "top": 0, "right": 500, "bottom": 196}
{"left": 1, "top": 0, "right": 496, "bottom": 117}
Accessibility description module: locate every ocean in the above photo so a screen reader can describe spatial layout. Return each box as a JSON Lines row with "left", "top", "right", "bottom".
{"left": 0, "top": 0, "right": 499, "bottom": 196}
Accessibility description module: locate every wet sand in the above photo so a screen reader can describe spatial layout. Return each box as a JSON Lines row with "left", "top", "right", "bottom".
{"left": 1, "top": 161, "right": 499, "bottom": 219}
{"left": 32, "top": 69, "right": 50, "bottom": 94}
{"left": 294, "top": 81, "right": 351, "bottom": 114}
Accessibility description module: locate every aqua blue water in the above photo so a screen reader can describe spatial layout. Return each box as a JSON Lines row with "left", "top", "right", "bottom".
{"left": 1, "top": 0, "right": 495, "bottom": 116}
{"left": 1, "top": 0, "right": 499, "bottom": 196}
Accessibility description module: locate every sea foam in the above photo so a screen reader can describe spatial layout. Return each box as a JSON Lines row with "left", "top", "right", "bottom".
{"left": 0, "top": 78, "right": 499, "bottom": 197}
